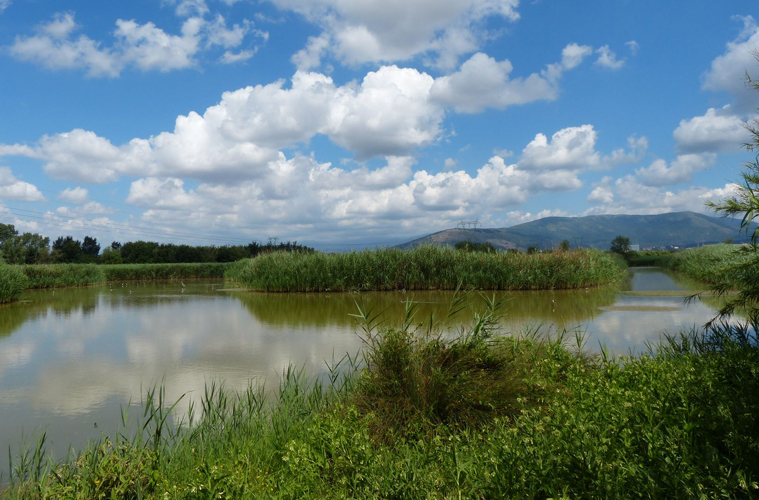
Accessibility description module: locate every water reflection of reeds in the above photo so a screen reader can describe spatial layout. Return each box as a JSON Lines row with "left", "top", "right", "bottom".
{"left": 231, "top": 287, "right": 620, "bottom": 331}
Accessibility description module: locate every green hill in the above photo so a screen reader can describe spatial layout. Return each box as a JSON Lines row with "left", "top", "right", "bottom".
{"left": 398, "top": 212, "right": 756, "bottom": 251}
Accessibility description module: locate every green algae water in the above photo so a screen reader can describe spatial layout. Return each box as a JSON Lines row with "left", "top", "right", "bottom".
{"left": 0, "top": 268, "right": 742, "bottom": 479}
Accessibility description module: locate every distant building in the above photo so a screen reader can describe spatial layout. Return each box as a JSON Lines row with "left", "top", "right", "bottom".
{"left": 630, "top": 244, "right": 640, "bottom": 252}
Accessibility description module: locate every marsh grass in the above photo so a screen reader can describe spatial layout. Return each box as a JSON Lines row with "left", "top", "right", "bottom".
{"left": 226, "top": 245, "right": 624, "bottom": 292}
{"left": 667, "top": 243, "right": 759, "bottom": 317}
{"left": 667, "top": 243, "right": 751, "bottom": 284}
{"left": 15, "top": 263, "right": 231, "bottom": 292}
{"left": 20, "top": 264, "right": 105, "bottom": 289}
{"left": 4, "top": 300, "right": 759, "bottom": 499}
{"left": 101, "top": 262, "right": 231, "bottom": 281}
{"left": 0, "top": 262, "right": 28, "bottom": 303}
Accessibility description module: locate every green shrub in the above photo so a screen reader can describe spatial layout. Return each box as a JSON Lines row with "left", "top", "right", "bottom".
{"left": 226, "top": 245, "right": 625, "bottom": 292}
{"left": 0, "top": 262, "right": 29, "bottom": 303}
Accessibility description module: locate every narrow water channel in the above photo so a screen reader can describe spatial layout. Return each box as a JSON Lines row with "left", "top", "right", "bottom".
{"left": 0, "top": 267, "right": 740, "bottom": 477}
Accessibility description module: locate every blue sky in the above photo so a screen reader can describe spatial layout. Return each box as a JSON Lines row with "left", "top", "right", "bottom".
{"left": 0, "top": 0, "right": 757, "bottom": 249}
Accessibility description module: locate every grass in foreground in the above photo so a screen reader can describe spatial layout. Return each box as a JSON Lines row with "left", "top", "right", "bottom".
{"left": 4, "top": 296, "right": 759, "bottom": 499}
{"left": 226, "top": 245, "right": 624, "bottom": 292}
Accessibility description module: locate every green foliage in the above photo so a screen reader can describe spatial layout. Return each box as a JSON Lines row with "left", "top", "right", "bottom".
{"left": 98, "top": 246, "right": 122, "bottom": 264}
{"left": 0, "top": 261, "right": 29, "bottom": 303}
{"left": 118, "top": 240, "right": 313, "bottom": 264}
{"left": 226, "top": 245, "right": 624, "bottom": 292}
{"left": 610, "top": 235, "right": 631, "bottom": 254}
{"left": 80, "top": 236, "right": 100, "bottom": 263}
{"left": 16, "top": 262, "right": 230, "bottom": 289}
{"left": 0, "top": 223, "right": 18, "bottom": 243}
{"left": 668, "top": 243, "right": 758, "bottom": 317}
{"left": 350, "top": 295, "right": 555, "bottom": 441}
{"left": 0, "top": 224, "right": 51, "bottom": 265}
{"left": 6, "top": 305, "right": 759, "bottom": 499}
{"left": 559, "top": 239, "right": 571, "bottom": 251}
{"left": 51, "top": 236, "right": 83, "bottom": 263}
{"left": 624, "top": 249, "right": 674, "bottom": 267}
{"left": 454, "top": 240, "right": 496, "bottom": 253}
{"left": 20, "top": 264, "right": 106, "bottom": 289}
{"left": 100, "top": 262, "right": 230, "bottom": 281}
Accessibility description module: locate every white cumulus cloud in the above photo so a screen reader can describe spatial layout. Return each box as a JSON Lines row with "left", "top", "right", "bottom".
{"left": 0, "top": 167, "right": 45, "bottom": 202}
{"left": 635, "top": 153, "right": 716, "bottom": 186}
{"left": 702, "top": 15, "right": 759, "bottom": 113}
{"left": 674, "top": 106, "right": 751, "bottom": 154}
{"left": 272, "top": 0, "right": 520, "bottom": 69}
{"left": 58, "top": 187, "right": 89, "bottom": 204}
{"left": 430, "top": 43, "right": 592, "bottom": 113}
{"left": 9, "top": 12, "right": 263, "bottom": 77}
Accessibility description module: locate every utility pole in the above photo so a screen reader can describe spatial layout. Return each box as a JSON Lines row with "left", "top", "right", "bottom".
{"left": 456, "top": 219, "right": 481, "bottom": 232}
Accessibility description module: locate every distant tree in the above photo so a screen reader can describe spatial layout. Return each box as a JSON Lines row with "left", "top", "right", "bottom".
{"left": 704, "top": 61, "right": 759, "bottom": 317}
{"left": 526, "top": 245, "right": 539, "bottom": 254}
{"left": 217, "top": 245, "right": 251, "bottom": 262}
{"left": 110, "top": 241, "right": 122, "bottom": 251}
{"left": 1, "top": 232, "right": 50, "bottom": 264}
{"left": 455, "top": 241, "right": 496, "bottom": 253}
{"left": 52, "top": 236, "right": 83, "bottom": 263}
{"left": 120, "top": 241, "right": 159, "bottom": 263}
{"left": 99, "top": 246, "right": 122, "bottom": 264}
{"left": 0, "top": 223, "right": 18, "bottom": 244}
{"left": 558, "top": 239, "right": 571, "bottom": 251}
{"left": 722, "top": 237, "right": 734, "bottom": 244}
{"left": 610, "top": 235, "right": 631, "bottom": 255}
{"left": 81, "top": 236, "right": 100, "bottom": 262}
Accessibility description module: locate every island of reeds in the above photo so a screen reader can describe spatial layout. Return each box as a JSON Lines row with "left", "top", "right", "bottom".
{"left": 226, "top": 245, "right": 625, "bottom": 292}
{"left": 3, "top": 297, "right": 758, "bottom": 499}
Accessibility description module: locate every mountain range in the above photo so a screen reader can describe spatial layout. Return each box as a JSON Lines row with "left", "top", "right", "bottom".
{"left": 398, "top": 212, "right": 757, "bottom": 251}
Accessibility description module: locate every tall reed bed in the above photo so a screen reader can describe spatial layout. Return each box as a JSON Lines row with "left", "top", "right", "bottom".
{"left": 4, "top": 301, "right": 758, "bottom": 499}
{"left": 0, "top": 262, "right": 29, "bottom": 303}
{"left": 20, "top": 264, "right": 106, "bottom": 289}
{"left": 15, "top": 263, "right": 231, "bottom": 290}
{"left": 666, "top": 243, "right": 752, "bottom": 284}
{"left": 101, "top": 262, "right": 231, "bottom": 281}
{"left": 667, "top": 243, "right": 759, "bottom": 317}
{"left": 226, "top": 246, "right": 624, "bottom": 292}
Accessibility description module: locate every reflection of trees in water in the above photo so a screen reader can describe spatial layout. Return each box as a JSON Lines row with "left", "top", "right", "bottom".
{"left": 232, "top": 287, "right": 619, "bottom": 331}
{"left": 0, "top": 287, "right": 102, "bottom": 338}
{"left": 622, "top": 267, "right": 707, "bottom": 292}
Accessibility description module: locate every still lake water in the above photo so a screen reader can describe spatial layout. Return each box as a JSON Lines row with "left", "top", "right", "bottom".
{"left": 0, "top": 267, "right": 736, "bottom": 476}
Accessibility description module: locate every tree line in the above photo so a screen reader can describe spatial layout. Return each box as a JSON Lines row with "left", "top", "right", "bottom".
{"left": 0, "top": 223, "right": 313, "bottom": 265}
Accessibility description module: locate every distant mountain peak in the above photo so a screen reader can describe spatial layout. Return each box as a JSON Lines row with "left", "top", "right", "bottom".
{"left": 398, "top": 211, "right": 755, "bottom": 251}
